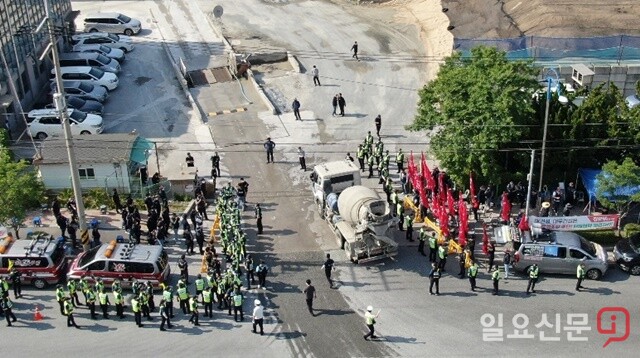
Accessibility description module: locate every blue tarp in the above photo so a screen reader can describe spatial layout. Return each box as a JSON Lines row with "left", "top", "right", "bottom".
{"left": 579, "top": 168, "right": 640, "bottom": 201}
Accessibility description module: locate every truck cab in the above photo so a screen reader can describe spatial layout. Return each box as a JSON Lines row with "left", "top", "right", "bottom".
{"left": 310, "top": 160, "right": 361, "bottom": 217}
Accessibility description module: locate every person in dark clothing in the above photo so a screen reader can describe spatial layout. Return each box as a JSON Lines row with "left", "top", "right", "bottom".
{"left": 185, "top": 152, "right": 195, "bottom": 167}
{"left": 66, "top": 199, "right": 78, "bottom": 220}
{"left": 292, "top": 98, "right": 302, "bottom": 121}
{"left": 67, "top": 218, "right": 78, "bottom": 249}
{"left": 322, "top": 254, "right": 335, "bottom": 288}
{"left": 255, "top": 204, "right": 263, "bottom": 234}
{"left": 56, "top": 214, "right": 68, "bottom": 238}
{"left": 458, "top": 251, "right": 466, "bottom": 278}
{"left": 338, "top": 93, "right": 346, "bottom": 116}
{"left": 374, "top": 115, "right": 381, "bottom": 137}
{"left": 184, "top": 231, "right": 195, "bottom": 255}
{"left": 351, "top": 41, "right": 359, "bottom": 60}
{"left": 112, "top": 189, "right": 122, "bottom": 213}
{"left": 9, "top": 269, "right": 22, "bottom": 298}
{"left": 303, "top": 279, "right": 316, "bottom": 315}
{"left": 264, "top": 137, "right": 276, "bottom": 163}
{"left": 428, "top": 263, "right": 441, "bottom": 295}
{"left": 91, "top": 225, "right": 101, "bottom": 248}
{"left": 210, "top": 152, "right": 221, "bottom": 178}
{"left": 332, "top": 94, "right": 338, "bottom": 116}
{"left": 195, "top": 226, "right": 205, "bottom": 255}
{"left": 177, "top": 255, "right": 189, "bottom": 283}
{"left": 487, "top": 241, "right": 496, "bottom": 272}
{"left": 51, "top": 197, "right": 61, "bottom": 217}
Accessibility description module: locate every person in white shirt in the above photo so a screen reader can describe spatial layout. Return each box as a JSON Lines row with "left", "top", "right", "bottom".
{"left": 312, "top": 65, "right": 320, "bottom": 86}
{"left": 252, "top": 299, "right": 264, "bottom": 335}
{"left": 298, "top": 147, "right": 306, "bottom": 171}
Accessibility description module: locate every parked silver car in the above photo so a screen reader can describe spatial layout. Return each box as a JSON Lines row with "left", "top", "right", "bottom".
{"left": 513, "top": 231, "right": 608, "bottom": 280}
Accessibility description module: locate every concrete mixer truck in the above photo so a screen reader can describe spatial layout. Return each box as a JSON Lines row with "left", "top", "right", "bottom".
{"left": 310, "top": 161, "right": 398, "bottom": 263}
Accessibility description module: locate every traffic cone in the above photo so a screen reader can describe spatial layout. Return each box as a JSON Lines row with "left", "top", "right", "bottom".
{"left": 34, "top": 306, "right": 43, "bottom": 321}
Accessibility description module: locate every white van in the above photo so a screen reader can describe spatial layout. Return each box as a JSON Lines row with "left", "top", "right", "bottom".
{"left": 52, "top": 66, "right": 119, "bottom": 91}
{"left": 72, "top": 33, "right": 134, "bottom": 53}
{"left": 59, "top": 53, "right": 120, "bottom": 73}
{"left": 83, "top": 13, "right": 142, "bottom": 36}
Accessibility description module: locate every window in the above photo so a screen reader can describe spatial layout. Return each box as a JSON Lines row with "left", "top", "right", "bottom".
{"left": 543, "top": 246, "right": 566, "bottom": 258}
{"left": 79, "top": 168, "right": 95, "bottom": 180}
{"left": 569, "top": 249, "right": 587, "bottom": 259}
{"left": 39, "top": 116, "right": 61, "bottom": 125}
{"left": 108, "top": 261, "right": 155, "bottom": 274}
{"left": 1, "top": 256, "right": 49, "bottom": 268}
{"left": 86, "top": 260, "right": 105, "bottom": 271}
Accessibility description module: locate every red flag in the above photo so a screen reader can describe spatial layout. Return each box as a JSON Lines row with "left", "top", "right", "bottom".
{"left": 408, "top": 152, "right": 417, "bottom": 188}
{"left": 438, "top": 173, "right": 446, "bottom": 204}
{"left": 458, "top": 196, "right": 468, "bottom": 246}
{"left": 518, "top": 215, "right": 530, "bottom": 231}
{"left": 500, "top": 192, "right": 511, "bottom": 222}
{"left": 447, "top": 188, "right": 455, "bottom": 216}
{"left": 470, "top": 172, "right": 479, "bottom": 209}
{"left": 439, "top": 206, "right": 449, "bottom": 238}
{"left": 421, "top": 153, "right": 434, "bottom": 190}
{"left": 482, "top": 223, "right": 489, "bottom": 255}
{"left": 416, "top": 176, "right": 429, "bottom": 210}
{"left": 431, "top": 191, "right": 440, "bottom": 217}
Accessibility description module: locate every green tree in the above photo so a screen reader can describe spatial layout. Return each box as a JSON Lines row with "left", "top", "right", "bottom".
{"left": 0, "top": 151, "right": 46, "bottom": 239}
{"left": 596, "top": 157, "right": 640, "bottom": 221}
{"left": 408, "top": 46, "right": 539, "bottom": 184}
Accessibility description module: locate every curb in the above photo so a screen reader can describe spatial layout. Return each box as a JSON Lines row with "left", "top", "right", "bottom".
{"left": 247, "top": 69, "right": 278, "bottom": 115}
{"left": 287, "top": 51, "right": 301, "bottom": 73}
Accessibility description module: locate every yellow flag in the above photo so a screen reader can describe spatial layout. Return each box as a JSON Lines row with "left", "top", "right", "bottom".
{"left": 7, "top": 259, "right": 14, "bottom": 271}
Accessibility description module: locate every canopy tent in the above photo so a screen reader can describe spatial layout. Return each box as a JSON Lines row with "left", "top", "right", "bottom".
{"left": 130, "top": 137, "right": 154, "bottom": 165}
{"left": 578, "top": 168, "right": 640, "bottom": 202}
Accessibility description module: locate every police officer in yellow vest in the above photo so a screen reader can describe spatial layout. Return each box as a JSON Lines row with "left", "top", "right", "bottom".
{"left": 78, "top": 276, "right": 90, "bottom": 304}
{"left": 64, "top": 297, "right": 80, "bottom": 329}
{"left": 526, "top": 263, "right": 539, "bottom": 294}
{"left": 367, "top": 154, "right": 375, "bottom": 179}
{"left": 163, "top": 285, "right": 175, "bottom": 318}
{"left": 1, "top": 296, "right": 17, "bottom": 326}
{"left": 232, "top": 289, "right": 244, "bottom": 322}
{"left": 55, "top": 284, "right": 66, "bottom": 315}
{"left": 195, "top": 274, "right": 206, "bottom": 300}
{"left": 139, "top": 291, "right": 152, "bottom": 320}
{"left": 576, "top": 262, "right": 586, "bottom": 291}
{"left": 177, "top": 282, "right": 190, "bottom": 314}
{"left": 159, "top": 299, "right": 173, "bottom": 331}
{"left": 468, "top": 261, "right": 478, "bottom": 291}
{"left": 437, "top": 244, "right": 447, "bottom": 270}
{"left": 86, "top": 286, "right": 97, "bottom": 319}
{"left": 98, "top": 288, "right": 110, "bottom": 319}
{"left": 395, "top": 148, "right": 404, "bottom": 173}
{"left": 428, "top": 232, "right": 437, "bottom": 262}
{"left": 114, "top": 288, "right": 125, "bottom": 319}
{"left": 363, "top": 305, "right": 379, "bottom": 340}
{"left": 404, "top": 214, "right": 414, "bottom": 241}
{"left": 131, "top": 296, "right": 143, "bottom": 327}
{"left": 396, "top": 204, "right": 404, "bottom": 229}
{"left": 390, "top": 190, "right": 399, "bottom": 215}
{"left": 188, "top": 296, "right": 200, "bottom": 326}
{"left": 418, "top": 227, "right": 427, "bottom": 256}
{"left": 491, "top": 268, "right": 501, "bottom": 295}
{"left": 67, "top": 279, "right": 80, "bottom": 307}
{"left": 202, "top": 286, "right": 213, "bottom": 318}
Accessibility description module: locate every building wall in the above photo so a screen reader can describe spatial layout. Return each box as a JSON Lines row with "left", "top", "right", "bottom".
{"left": 38, "top": 161, "right": 132, "bottom": 193}
{"left": 0, "top": 0, "right": 72, "bottom": 132}
{"left": 556, "top": 64, "right": 640, "bottom": 96}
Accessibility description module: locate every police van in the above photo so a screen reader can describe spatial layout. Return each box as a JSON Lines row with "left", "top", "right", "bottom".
{"left": 67, "top": 241, "right": 170, "bottom": 289}
{"left": 0, "top": 232, "right": 68, "bottom": 289}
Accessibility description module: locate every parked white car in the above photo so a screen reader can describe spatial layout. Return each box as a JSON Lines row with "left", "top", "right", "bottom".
{"left": 71, "top": 44, "right": 125, "bottom": 63}
{"left": 71, "top": 33, "right": 134, "bottom": 52}
{"left": 27, "top": 108, "right": 104, "bottom": 140}
{"left": 52, "top": 66, "right": 119, "bottom": 91}
{"left": 83, "top": 13, "right": 141, "bottom": 36}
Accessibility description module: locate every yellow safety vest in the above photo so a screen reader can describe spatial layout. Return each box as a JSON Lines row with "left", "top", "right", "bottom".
{"left": 468, "top": 265, "right": 478, "bottom": 277}
{"left": 203, "top": 290, "right": 212, "bottom": 303}
{"left": 233, "top": 294, "right": 243, "bottom": 307}
{"left": 177, "top": 287, "right": 188, "bottom": 300}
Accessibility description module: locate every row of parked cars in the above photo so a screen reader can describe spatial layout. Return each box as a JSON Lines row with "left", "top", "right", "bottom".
{"left": 27, "top": 13, "right": 141, "bottom": 140}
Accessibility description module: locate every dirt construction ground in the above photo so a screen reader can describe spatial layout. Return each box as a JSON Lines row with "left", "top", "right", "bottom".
{"left": 439, "top": 0, "right": 640, "bottom": 38}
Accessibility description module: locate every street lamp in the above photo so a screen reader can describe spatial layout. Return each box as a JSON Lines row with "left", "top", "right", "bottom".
{"left": 537, "top": 68, "right": 568, "bottom": 200}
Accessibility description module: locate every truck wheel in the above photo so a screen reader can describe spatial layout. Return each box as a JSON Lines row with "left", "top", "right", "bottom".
{"left": 630, "top": 265, "right": 640, "bottom": 275}
{"left": 32, "top": 278, "right": 47, "bottom": 289}
{"left": 586, "top": 269, "right": 602, "bottom": 280}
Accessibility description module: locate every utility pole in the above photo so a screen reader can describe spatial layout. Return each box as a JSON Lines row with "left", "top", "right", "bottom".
{"left": 524, "top": 149, "right": 535, "bottom": 221}
{"left": 43, "top": 0, "right": 89, "bottom": 251}
{"left": 537, "top": 78, "right": 551, "bottom": 196}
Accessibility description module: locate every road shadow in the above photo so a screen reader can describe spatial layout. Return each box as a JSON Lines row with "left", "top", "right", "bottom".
{"left": 10, "top": 319, "right": 55, "bottom": 330}
{"left": 601, "top": 269, "right": 631, "bottom": 283}
{"left": 581, "top": 287, "right": 620, "bottom": 295}
{"left": 382, "top": 335, "right": 424, "bottom": 344}
{"left": 344, "top": 113, "right": 368, "bottom": 118}
{"left": 318, "top": 84, "right": 340, "bottom": 87}
{"left": 274, "top": 330, "right": 307, "bottom": 340}
{"left": 84, "top": 323, "right": 117, "bottom": 332}
{"left": 437, "top": 291, "right": 478, "bottom": 297}
{"left": 265, "top": 229, "right": 296, "bottom": 236}
{"left": 338, "top": 280, "right": 369, "bottom": 288}
{"left": 313, "top": 308, "right": 352, "bottom": 317}
{"left": 177, "top": 325, "right": 210, "bottom": 335}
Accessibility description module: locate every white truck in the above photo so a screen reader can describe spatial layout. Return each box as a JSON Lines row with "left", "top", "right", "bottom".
{"left": 311, "top": 161, "right": 398, "bottom": 263}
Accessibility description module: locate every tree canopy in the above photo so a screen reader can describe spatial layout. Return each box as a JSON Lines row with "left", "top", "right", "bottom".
{"left": 409, "top": 46, "right": 640, "bottom": 187}
{"left": 596, "top": 158, "right": 640, "bottom": 220}
{"left": 0, "top": 134, "right": 45, "bottom": 239}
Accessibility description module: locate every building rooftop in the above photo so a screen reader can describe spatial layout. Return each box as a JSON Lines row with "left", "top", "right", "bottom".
{"left": 37, "top": 133, "right": 140, "bottom": 165}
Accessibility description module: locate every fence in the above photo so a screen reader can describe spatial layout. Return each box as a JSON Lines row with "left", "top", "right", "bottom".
{"left": 454, "top": 35, "right": 640, "bottom": 64}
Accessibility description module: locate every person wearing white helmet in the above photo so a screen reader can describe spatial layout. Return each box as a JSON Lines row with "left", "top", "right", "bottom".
{"left": 252, "top": 299, "right": 264, "bottom": 335}
{"left": 363, "top": 305, "right": 380, "bottom": 340}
